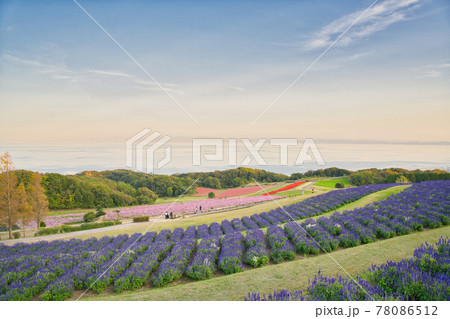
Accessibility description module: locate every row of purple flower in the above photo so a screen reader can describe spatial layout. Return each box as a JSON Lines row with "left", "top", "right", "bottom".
{"left": 193, "top": 183, "right": 396, "bottom": 239}
{"left": 1, "top": 182, "right": 447, "bottom": 300}
{"left": 246, "top": 236, "right": 450, "bottom": 301}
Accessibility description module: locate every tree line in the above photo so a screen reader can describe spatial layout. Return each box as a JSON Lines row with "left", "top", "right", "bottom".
{"left": 0, "top": 153, "right": 49, "bottom": 239}
{"left": 348, "top": 168, "right": 450, "bottom": 186}
{"left": 3, "top": 150, "right": 450, "bottom": 214}
{"left": 11, "top": 167, "right": 288, "bottom": 210}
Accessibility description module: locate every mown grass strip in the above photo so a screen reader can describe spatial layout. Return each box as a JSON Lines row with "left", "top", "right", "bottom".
{"left": 314, "top": 177, "right": 350, "bottom": 188}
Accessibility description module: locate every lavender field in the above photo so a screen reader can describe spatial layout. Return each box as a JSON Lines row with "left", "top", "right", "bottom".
{"left": 246, "top": 236, "right": 450, "bottom": 301}
{"left": 0, "top": 181, "right": 449, "bottom": 301}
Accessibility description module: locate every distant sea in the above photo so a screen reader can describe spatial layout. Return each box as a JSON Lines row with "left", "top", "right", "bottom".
{"left": 1, "top": 142, "right": 449, "bottom": 174}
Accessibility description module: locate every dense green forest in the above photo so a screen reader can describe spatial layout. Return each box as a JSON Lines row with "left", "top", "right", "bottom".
{"left": 348, "top": 168, "right": 450, "bottom": 186}
{"left": 15, "top": 168, "right": 288, "bottom": 209}
{"left": 13, "top": 167, "right": 450, "bottom": 210}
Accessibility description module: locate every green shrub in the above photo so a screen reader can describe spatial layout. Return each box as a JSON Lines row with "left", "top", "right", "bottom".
{"left": 244, "top": 252, "right": 269, "bottom": 267}
{"left": 95, "top": 211, "right": 106, "bottom": 218}
{"left": 218, "top": 258, "right": 245, "bottom": 275}
{"left": 335, "top": 182, "right": 345, "bottom": 188}
{"left": 35, "top": 227, "right": 61, "bottom": 236}
{"left": 208, "top": 192, "right": 216, "bottom": 199}
{"left": 35, "top": 220, "right": 121, "bottom": 237}
{"left": 95, "top": 206, "right": 106, "bottom": 218}
{"left": 13, "top": 232, "right": 21, "bottom": 239}
{"left": 133, "top": 216, "right": 149, "bottom": 223}
{"left": 40, "top": 280, "right": 74, "bottom": 301}
{"left": 269, "top": 250, "right": 296, "bottom": 263}
{"left": 63, "top": 221, "right": 83, "bottom": 225}
{"left": 83, "top": 212, "right": 96, "bottom": 223}
{"left": 39, "top": 221, "right": 46, "bottom": 227}
{"left": 62, "top": 221, "right": 121, "bottom": 233}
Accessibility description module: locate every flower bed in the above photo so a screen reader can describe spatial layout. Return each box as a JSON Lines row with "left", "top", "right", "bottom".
{"left": 244, "top": 230, "right": 269, "bottom": 267}
{"left": 114, "top": 234, "right": 172, "bottom": 293}
{"left": 152, "top": 239, "right": 196, "bottom": 287}
{"left": 263, "top": 181, "right": 306, "bottom": 195}
{"left": 186, "top": 238, "right": 220, "bottom": 280}
{"left": 1, "top": 181, "right": 448, "bottom": 301}
{"left": 218, "top": 232, "right": 245, "bottom": 274}
{"left": 266, "top": 226, "right": 295, "bottom": 263}
{"left": 192, "top": 187, "right": 222, "bottom": 197}
{"left": 104, "top": 195, "right": 282, "bottom": 220}
{"left": 216, "top": 185, "right": 271, "bottom": 198}
{"left": 245, "top": 236, "right": 450, "bottom": 301}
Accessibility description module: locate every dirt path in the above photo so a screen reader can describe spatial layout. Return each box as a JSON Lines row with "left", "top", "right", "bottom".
{"left": 296, "top": 181, "right": 315, "bottom": 190}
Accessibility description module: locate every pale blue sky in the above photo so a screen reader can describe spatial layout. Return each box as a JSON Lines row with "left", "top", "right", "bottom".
{"left": 0, "top": 0, "right": 449, "bottom": 173}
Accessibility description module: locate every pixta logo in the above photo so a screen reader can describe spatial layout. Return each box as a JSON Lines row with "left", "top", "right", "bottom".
{"left": 126, "top": 128, "right": 172, "bottom": 173}
{"left": 192, "top": 138, "right": 325, "bottom": 166}
{"left": 126, "top": 129, "right": 325, "bottom": 172}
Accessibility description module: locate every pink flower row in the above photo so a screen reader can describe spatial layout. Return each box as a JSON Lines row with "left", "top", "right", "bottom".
{"left": 21, "top": 195, "right": 283, "bottom": 228}
{"left": 24, "top": 214, "right": 84, "bottom": 229}
{"left": 104, "top": 195, "right": 283, "bottom": 219}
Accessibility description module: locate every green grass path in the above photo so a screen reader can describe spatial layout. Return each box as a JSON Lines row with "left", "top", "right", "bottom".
{"left": 314, "top": 177, "right": 350, "bottom": 188}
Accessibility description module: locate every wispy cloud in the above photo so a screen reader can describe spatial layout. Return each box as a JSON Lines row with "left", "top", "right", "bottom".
{"left": 2, "top": 54, "right": 183, "bottom": 94}
{"left": 306, "top": 0, "right": 421, "bottom": 50}
{"left": 87, "top": 69, "right": 133, "bottom": 78}
{"left": 424, "top": 70, "right": 442, "bottom": 78}
{"left": 347, "top": 51, "right": 372, "bottom": 60}
{"left": 132, "top": 79, "right": 183, "bottom": 94}
{"left": 420, "top": 61, "right": 450, "bottom": 78}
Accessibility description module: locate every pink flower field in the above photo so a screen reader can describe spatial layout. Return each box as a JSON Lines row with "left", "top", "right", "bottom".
{"left": 23, "top": 213, "right": 85, "bottom": 229}
{"left": 21, "top": 194, "right": 283, "bottom": 228}
{"left": 215, "top": 185, "right": 271, "bottom": 198}
{"left": 104, "top": 195, "right": 283, "bottom": 219}
{"left": 192, "top": 187, "right": 222, "bottom": 197}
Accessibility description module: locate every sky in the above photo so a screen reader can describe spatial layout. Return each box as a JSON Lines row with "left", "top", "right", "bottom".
{"left": 0, "top": 0, "right": 449, "bottom": 174}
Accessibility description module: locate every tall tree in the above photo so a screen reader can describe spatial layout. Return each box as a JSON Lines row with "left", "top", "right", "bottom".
{"left": 0, "top": 153, "right": 28, "bottom": 239}
{"left": 17, "top": 182, "right": 33, "bottom": 237}
{"left": 28, "top": 172, "right": 49, "bottom": 228}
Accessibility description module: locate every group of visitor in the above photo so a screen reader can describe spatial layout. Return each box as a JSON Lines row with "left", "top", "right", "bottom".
{"left": 164, "top": 212, "right": 174, "bottom": 219}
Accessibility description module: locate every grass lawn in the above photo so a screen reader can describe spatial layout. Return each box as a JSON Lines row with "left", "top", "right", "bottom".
{"left": 274, "top": 189, "right": 314, "bottom": 197}
{"left": 314, "top": 177, "right": 350, "bottom": 188}
{"left": 242, "top": 182, "right": 287, "bottom": 197}
{"left": 84, "top": 226, "right": 450, "bottom": 301}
